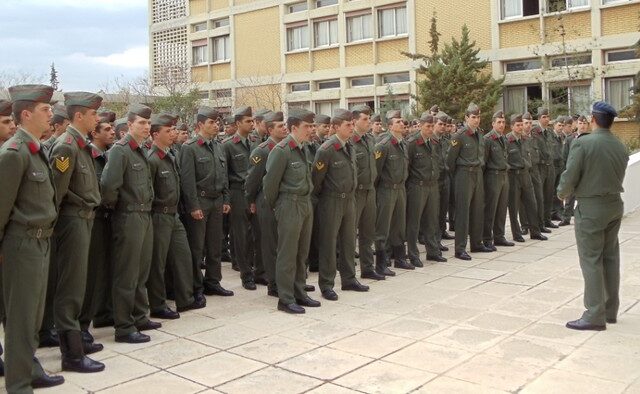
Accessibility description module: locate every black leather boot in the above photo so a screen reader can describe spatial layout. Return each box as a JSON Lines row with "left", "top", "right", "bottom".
{"left": 392, "top": 245, "right": 414, "bottom": 270}
{"left": 60, "top": 331, "right": 105, "bottom": 373}
{"left": 375, "top": 250, "right": 395, "bottom": 276}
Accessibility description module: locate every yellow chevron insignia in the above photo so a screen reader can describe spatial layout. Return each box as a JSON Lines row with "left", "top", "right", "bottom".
{"left": 315, "top": 161, "right": 325, "bottom": 171}
{"left": 374, "top": 150, "right": 382, "bottom": 160}
{"left": 451, "top": 140, "right": 459, "bottom": 147}
{"left": 251, "top": 156, "right": 261, "bottom": 165}
{"left": 55, "top": 157, "right": 70, "bottom": 173}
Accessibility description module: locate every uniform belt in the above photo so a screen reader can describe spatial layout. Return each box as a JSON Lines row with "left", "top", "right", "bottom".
{"left": 508, "top": 168, "right": 527, "bottom": 175}
{"left": 59, "top": 206, "right": 96, "bottom": 219}
{"left": 279, "top": 193, "right": 309, "bottom": 201}
{"left": 5, "top": 223, "right": 54, "bottom": 239}
{"left": 152, "top": 205, "right": 178, "bottom": 214}
{"left": 407, "top": 179, "right": 435, "bottom": 187}
{"left": 117, "top": 202, "right": 152, "bottom": 212}
{"left": 356, "top": 184, "right": 373, "bottom": 191}
{"left": 379, "top": 182, "right": 404, "bottom": 190}
{"left": 229, "top": 182, "right": 245, "bottom": 190}
{"left": 485, "top": 169, "right": 507, "bottom": 174}
{"left": 321, "top": 191, "right": 352, "bottom": 199}
{"left": 457, "top": 166, "right": 481, "bottom": 171}
{"left": 199, "top": 190, "right": 222, "bottom": 199}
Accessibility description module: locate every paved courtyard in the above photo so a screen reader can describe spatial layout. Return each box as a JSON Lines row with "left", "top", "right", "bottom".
{"left": 3, "top": 211, "right": 640, "bottom": 393}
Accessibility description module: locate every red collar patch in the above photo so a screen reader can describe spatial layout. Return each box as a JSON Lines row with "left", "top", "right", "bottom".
{"left": 65, "top": 135, "right": 74, "bottom": 144}
{"left": 391, "top": 137, "right": 398, "bottom": 145}
{"left": 352, "top": 134, "right": 361, "bottom": 143}
{"left": 76, "top": 136, "right": 86, "bottom": 149}
{"left": 490, "top": 133, "right": 498, "bottom": 140}
{"left": 333, "top": 142, "right": 342, "bottom": 151}
{"left": 91, "top": 148, "right": 100, "bottom": 158}
{"left": 27, "top": 141, "right": 39, "bottom": 154}
{"left": 197, "top": 138, "right": 205, "bottom": 146}
{"left": 128, "top": 138, "right": 139, "bottom": 150}
{"left": 233, "top": 135, "right": 241, "bottom": 144}
{"left": 156, "top": 149, "right": 166, "bottom": 159}
{"left": 267, "top": 142, "right": 276, "bottom": 151}
{"left": 466, "top": 128, "right": 474, "bottom": 137}
{"left": 416, "top": 137, "right": 425, "bottom": 145}
{"left": 288, "top": 139, "right": 297, "bottom": 149}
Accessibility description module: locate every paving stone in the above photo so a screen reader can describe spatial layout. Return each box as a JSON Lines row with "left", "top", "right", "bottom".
{"left": 521, "top": 369, "right": 627, "bottom": 394}
{"left": 383, "top": 341, "right": 473, "bottom": 373}
{"left": 128, "top": 338, "right": 218, "bottom": 369}
{"left": 334, "top": 360, "right": 436, "bottom": 393}
{"left": 63, "top": 355, "right": 159, "bottom": 392}
{"left": 277, "top": 347, "right": 372, "bottom": 381}
{"left": 216, "top": 366, "right": 322, "bottom": 394}
{"left": 99, "top": 371, "right": 205, "bottom": 393}
{"left": 328, "top": 330, "right": 414, "bottom": 359}
{"left": 168, "top": 352, "right": 266, "bottom": 387}
{"left": 415, "top": 376, "right": 509, "bottom": 393}
{"left": 446, "top": 354, "right": 545, "bottom": 392}
{"left": 228, "top": 335, "right": 317, "bottom": 364}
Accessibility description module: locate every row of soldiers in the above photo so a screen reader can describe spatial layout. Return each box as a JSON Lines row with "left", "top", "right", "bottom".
{"left": 0, "top": 83, "right": 578, "bottom": 393}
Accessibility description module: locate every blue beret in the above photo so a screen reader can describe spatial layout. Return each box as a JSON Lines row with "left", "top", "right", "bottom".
{"left": 591, "top": 101, "right": 617, "bottom": 118}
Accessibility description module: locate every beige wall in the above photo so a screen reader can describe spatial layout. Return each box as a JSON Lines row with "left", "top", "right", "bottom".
{"left": 286, "top": 52, "right": 310, "bottom": 74}
{"left": 612, "top": 120, "right": 640, "bottom": 142}
{"left": 190, "top": 0, "right": 206, "bottom": 15}
{"left": 544, "top": 11, "right": 591, "bottom": 43}
{"left": 192, "top": 65, "right": 208, "bottom": 82}
{"left": 499, "top": 19, "right": 541, "bottom": 48}
{"left": 211, "top": 63, "right": 231, "bottom": 80}
{"left": 601, "top": 3, "right": 640, "bottom": 36}
{"left": 313, "top": 48, "right": 340, "bottom": 71}
{"left": 209, "top": 0, "right": 228, "bottom": 11}
{"left": 376, "top": 38, "right": 408, "bottom": 64}
{"left": 345, "top": 43, "right": 374, "bottom": 67}
{"left": 235, "top": 6, "right": 281, "bottom": 77}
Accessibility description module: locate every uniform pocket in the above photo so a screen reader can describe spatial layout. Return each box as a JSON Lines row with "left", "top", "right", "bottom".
{"left": 130, "top": 162, "right": 146, "bottom": 184}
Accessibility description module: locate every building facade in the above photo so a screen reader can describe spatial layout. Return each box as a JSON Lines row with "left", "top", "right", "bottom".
{"left": 149, "top": 0, "right": 640, "bottom": 138}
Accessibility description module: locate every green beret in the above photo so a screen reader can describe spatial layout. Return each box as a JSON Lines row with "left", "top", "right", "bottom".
{"left": 114, "top": 118, "right": 128, "bottom": 132}
{"left": 563, "top": 115, "right": 573, "bottom": 124}
{"left": 351, "top": 104, "right": 372, "bottom": 116}
{"left": 234, "top": 106, "right": 252, "bottom": 119}
{"left": 264, "top": 111, "right": 284, "bottom": 123}
{"left": 419, "top": 113, "right": 434, "bottom": 123}
{"left": 510, "top": 114, "right": 523, "bottom": 123}
{"left": 151, "top": 113, "right": 177, "bottom": 127}
{"left": 8, "top": 84, "right": 54, "bottom": 104}
{"left": 492, "top": 111, "right": 505, "bottom": 120}
{"left": 52, "top": 104, "right": 69, "bottom": 121}
{"left": 522, "top": 112, "right": 532, "bottom": 120}
{"left": 332, "top": 108, "right": 353, "bottom": 123}
{"left": 465, "top": 103, "right": 480, "bottom": 116}
{"left": 314, "top": 114, "right": 331, "bottom": 125}
{"left": 64, "top": 91, "right": 103, "bottom": 110}
{"left": 197, "top": 106, "right": 220, "bottom": 121}
{"left": 127, "top": 104, "right": 152, "bottom": 120}
{"left": 0, "top": 100, "right": 12, "bottom": 116}
{"left": 370, "top": 113, "right": 381, "bottom": 122}
{"left": 254, "top": 109, "right": 271, "bottom": 121}
{"left": 385, "top": 110, "right": 402, "bottom": 120}
{"left": 288, "top": 108, "right": 315, "bottom": 124}
{"left": 98, "top": 111, "right": 116, "bottom": 123}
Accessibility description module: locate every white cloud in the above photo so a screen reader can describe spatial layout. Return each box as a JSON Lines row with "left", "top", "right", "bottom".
{"left": 68, "top": 46, "right": 149, "bottom": 69}
{"left": 10, "top": 0, "right": 147, "bottom": 10}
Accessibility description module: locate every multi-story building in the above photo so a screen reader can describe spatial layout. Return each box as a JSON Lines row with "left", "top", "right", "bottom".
{"left": 149, "top": 0, "right": 640, "bottom": 139}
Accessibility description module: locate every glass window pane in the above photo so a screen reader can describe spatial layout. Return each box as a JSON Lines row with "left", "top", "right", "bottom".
{"left": 395, "top": 7, "right": 407, "bottom": 35}
{"left": 502, "top": 0, "right": 522, "bottom": 18}
{"left": 351, "top": 76, "right": 374, "bottom": 87}
{"left": 318, "top": 80, "right": 340, "bottom": 89}
{"left": 606, "top": 78, "right": 633, "bottom": 111}
{"left": 570, "top": 85, "right": 591, "bottom": 115}
{"left": 289, "top": 2, "right": 307, "bottom": 13}
{"left": 568, "top": 0, "right": 589, "bottom": 8}
{"left": 291, "top": 82, "right": 310, "bottom": 92}
{"left": 504, "top": 86, "right": 526, "bottom": 113}
{"left": 378, "top": 9, "right": 395, "bottom": 37}
{"left": 607, "top": 50, "right": 639, "bottom": 63}
{"left": 382, "top": 73, "right": 410, "bottom": 84}
{"left": 329, "top": 20, "right": 338, "bottom": 44}
{"left": 362, "top": 14, "right": 372, "bottom": 39}
{"left": 505, "top": 59, "right": 542, "bottom": 72}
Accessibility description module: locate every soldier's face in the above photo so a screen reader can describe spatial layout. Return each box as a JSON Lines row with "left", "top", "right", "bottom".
{"left": 128, "top": 115, "right": 151, "bottom": 141}
{"left": 563, "top": 123, "right": 573, "bottom": 134}
{"left": 354, "top": 113, "right": 370, "bottom": 134}
{"left": 492, "top": 118, "right": 505, "bottom": 133}
{"left": 577, "top": 120, "right": 589, "bottom": 132}
{"left": 256, "top": 120, "right": 268, "bottom": 136}
{"left": 0, "top": 115, "right": 17, "bottom": 142}
{"left": 294, "top": 121, "right": 313, "bottom": 142}
{"left": 316, "top": 123, "right": 329, "bottom": 137}
{"left": 154, "top": 125, "right": 174, "bottom": 147}
{"left": 270, "top": 121, "right": 286, "bottom": 140}
{"left": 434, "top": 120, "right": 445, "bottom": 135}
{"left": 236, "top": 116, "right": 254, "bottom": 134}
{"left": 554, "top": 123, "right": 564, "bottom": 133}
{"left": 512, "top": 121, "right": 524, "bottom": 135}
{"left": 76, "top": 109, "right": 99, "bottom": 134}
{"left": 23, "top": 103, "right": 53, "bottom": 134}
{"left": 539, "top": 114, "right": 549, "bottom": 127}
{"left": 177, "top": 130, "right": 189, "bottom": 143}
{"left": 389, "top": 118, "right": 404, "bottom": 134}
{"left": 466, "top": 113, "right": 481, "bottom": 129}
{"left": 372, "top": 121, "right": 382, "bottom": 133}
{"left": 420, "top": 122, "right": 434, "bottom": 137}
{"left": 225, "top": 125, "right": 236, "bottom": 135}
{"left": 523, "top": 119, "right": 532, "bottom": 132}
{"left": 335, "top": 120, "right": 354, "bottom": 141}
{"left": 93, "top": 122, "right": 115, "bottom": 146}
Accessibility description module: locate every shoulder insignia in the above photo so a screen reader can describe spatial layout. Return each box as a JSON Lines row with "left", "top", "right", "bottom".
{"left": 55, "top": 156, "right": 70, "bottom": 172}
{"left": 374, "top": 150, "right": 382, "bottom": 160}
{"left": 7, "top": 140, "right": 21, "bottom": 151}
{"left": 64, "top": 135, "right": 73, "bottom": 145}
{"left": 416, "top": 137, "right": 425, "bottom": 145}
{"left": 451, "top": 139, "right": 459, "bottom": 147}
{"left": 315, "top": 161, "right": 325, "bottom": 171}
{"left": 27, "top": 141, "right": 40, "bottom": 154}
{"left": 128, "top": 139, "right": 139, "bottom": 150}
{"left": 232, "top": 135, "right": 241, "bottom": 144}
{"left": 91, "top": 148, "right": 100, "bottom": 159}
{"left": 288, "top": 139, "right": 297, "bottom": 149}
{"left": 251, "top": 155, "right": 262, "bottom": 165}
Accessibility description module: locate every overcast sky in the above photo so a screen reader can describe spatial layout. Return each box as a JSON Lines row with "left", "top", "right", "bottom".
{"left": 0, "top": 0, "right": 149, "bottom": 92}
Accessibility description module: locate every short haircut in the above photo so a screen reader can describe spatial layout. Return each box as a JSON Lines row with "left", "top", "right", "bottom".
{"left": 287, "top": 117, "right": 302, "bottom": 132}
{"left": 150, "top": 124, "right": 162, "bottom": 134}
{"left": 196, "top": 114, "right": 209, "bottom": 124}
{"left": 12, "top": 101, "right": 38, "bottom": 124}
{"left": 593, "top": 113, "right": 614, "bottom": 129}
{"left": 127, "top": 112, "right": 138, "bottom": 123}
{"left": 51, "top": 114, "right": 68, "bottom": 126}
{"left": 67, "top": 105, "right": 90, "bottom": 121}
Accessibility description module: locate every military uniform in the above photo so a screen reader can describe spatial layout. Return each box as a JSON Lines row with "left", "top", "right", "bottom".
{"left": 523, "top": 121, "right": 546, "bottom": 231}
{"left": 558, "top": 102, "right": 628, "bottom": 330}
{"left": 180, "top": 128, "right": 231, "bottom": 296}
{"left": 263, "top": 111, "right": 317, "bottom": 313}
{"left": 446, "top": 108, "right": 485, "bottom": 258}
{"left": 482, "top": 125, "right": 510, "bottom": 248}
{"left": 506, "top": 129, "right": 545, "bottom": 240}
{"left": 551, "top": 127, "right": 565, "bottom": 218}
{"left": 312, "top": 124, "right": 367, "bottom": 298}
{"left": 374, "top": 113, "right": 410, "bottom": 272}
{"left": 222, "top": 107, "right": 260, "bottom": 288}
{"left": 561, "top": 129, "right": 577, "bottom": 222}
{"left": 307, "top": 114, "right": 330, "bottom": 273}
{"left": 147, "top": 134, "right": 201, "bottom": 315}
{"left": 0, "top": 84, "right": 62, "bottom": 393}
{"left": 101, "top": 105, "right": 156, "bottom": 341}
{"left": 405, "top": 120, "right": 442, "bottom": 263}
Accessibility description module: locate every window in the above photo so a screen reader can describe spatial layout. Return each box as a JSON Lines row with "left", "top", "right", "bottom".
{"left": 213, "top": 89, "right": 232, "bottom": 98}
{"left": 503, "top": 85, "right": 542, "bottom": 114}
{"left": 348, "top": 99, "right": 376, "bottom": 110}
{"left": 606, "top": 49, "right": 640, "bottom": 64}
{"left": 316, "top": 0, "right": 338, "bottom": 7}
{"left": 377, "top": 6, "right": 407, "bottom": 38}
{"left": 602, "top": 0, "right": 629, "bottom": 4}
{"left": 501, "top": 0, "right": 539, "bottom": 19}
{"left": 289, "top": 101, "right": 311, "bottom": 110}
{"left": 288, "top": 1, "right": 308, "bottom": 13}
{"left": 192, "top": 44, "right": 207, "bottom": 65}
{"left": 314, "top": 19, "right": 338, "bottom": 48}
{"left": 212, "top": 36, "right": 230, "bottom": 62}
{"left": 550, "top": 53, "right": 592, "bottom": 68}
{"left": 317, "top": 79, "right": 340, "bottom": 90}
{"left": 287, "top": 24, "right": 309, "bottom": 51}
{"left": 547, "top": 0, "right": 589, "bottom": 12}
{"left": 550, "top": 84, "right": 591, "bottom": 115}
{"left": 212, "top": 18, "right": 229, "bottom": 28}
{"left": 606, "top": 77, "right": 633, "bottom": 111}
{"left": 350, "top": 76, "right": 374, "bottom": 87}
{"left": 199, "top": 91, "right": 210, "bottom": 100}
{"left": 504, "top": 59, "right": 542, "bottom": 72}
{"left": 381, "top": 72, "right": 410, "bottom": 84}
{"left": 192, "top": 22, "right": 207, "bottom": 32}
{"left": 315, "top": 100, "right": 340, "bottom": 115}
{"left": 347, "top": 13, "right": 372, "bottom": 42}
{"left": 290, "top": 82, "right": 311, "bottom": 92}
